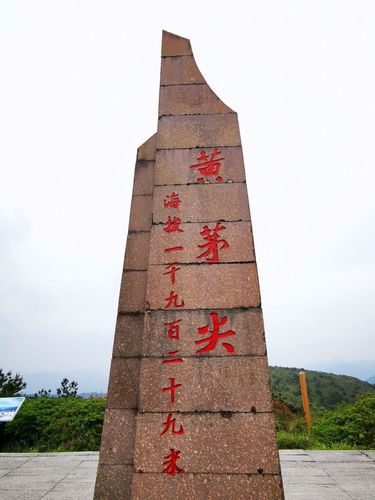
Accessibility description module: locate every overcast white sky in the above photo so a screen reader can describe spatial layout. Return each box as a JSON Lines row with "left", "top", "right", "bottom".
{"left": 1, "top": 1, "right": 374, "bottom": 379}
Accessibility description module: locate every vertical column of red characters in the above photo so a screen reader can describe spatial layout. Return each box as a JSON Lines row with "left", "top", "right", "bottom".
{"left": 160, "top": 191, "right": 185, "bottom": 477}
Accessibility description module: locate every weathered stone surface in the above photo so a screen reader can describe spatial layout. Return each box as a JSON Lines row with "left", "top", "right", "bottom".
{"left": 161, "top": 31, "right": 192, "bottom": 57}
{"left": 160, "top": 56, "right": 205, "bottom": 86}
{"left": 155, "top": 146, "right": 246, "bottom": 185}
{"left": 149, "top": 221, "right": 254, "bottom": 265}
{"left": 94, "top": 464, "right": 132, "bottom": 500}
{"left": 159, "top": 84, "right": 232, "bottom": 116}
{"left": 137, "top": 133, "right": 156, "bottom": 161}
{"left": 152, "top": 184, "right": 250, "bottom": 223}
{"left": 128, "top": 195, "right": 153, "bottom": 232}
{"left": 124, "top": 232, "right": 150, "bottom": 270}
{"left": 147, "top": 263, "right": 260, "bottom": 310}
{"left": 98, "top": 410, "right": 136, "bottom": 465}
{"left": 118, "top": 270, "right": 147, "bottom": 313}
{"left": 132, "top": 473, "right": 284, "bottom": 500}
{"left": 157, "top": 114, "right": 241, "bottom": 149}
{"left": 133, "top": 160, "right": 154, "bottom": 195}
{"left": 139, "top": 356, "right": 272, "bottom": 412}
{"left": 113, "top": 314, "right": 145, "bottom": 358}
{"left": 134, "top": 413, "right": 279, "bottom": 474}
{"left": 143, "top": 309, "right": 266, "bottom": 357}
{"left": 106, "top": 358, "right": 140, "bottom": 409}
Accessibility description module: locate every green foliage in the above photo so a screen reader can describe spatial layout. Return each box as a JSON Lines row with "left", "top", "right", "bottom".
{"left": 312, "top": 395, "right": 375, "bottom": 448}
{"left": 270, "top": 366, "right": 375, "bottom": 411}
{"left": 3, "top": 397, "right": 106, "bottom": 452}
{"left": 34, "top": 388, "right": 52, "bottom": 397}
{"left": 56, "top": 378, "right": 79, "bottom": 398}
{"left": 277, "top": 431, "right": 310, "bottom": 449}
{"left": 0, "top": 369, "right": 26, "bottom": 396}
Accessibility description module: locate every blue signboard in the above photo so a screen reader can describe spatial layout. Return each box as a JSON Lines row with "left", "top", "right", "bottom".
{"left": 0, "top": 397, "right": 25, "bottom": 423}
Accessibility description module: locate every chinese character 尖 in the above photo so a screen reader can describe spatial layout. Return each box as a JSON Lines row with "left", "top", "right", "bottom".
{"left": 189, "top": 148, "right": 224, "bottom": 183}
{"left": 164, "top": 291, "right": 185, "bottom": 309}
{"left": 164, "top": 319, "right": 182, "bottom": 340}
{"left": 162, "top": 377, "right": 182, "bottom": 404}
{"left": 162, "top": 448, "right": 184, "bottom": 476}
{"left": 164, "top": 216, "right": 184, "bottom": 233}
{"left": 197, "top": 222, "right": 229, "bottom": 263}
{"left": 160, "top": 413, "right": 184, "bottom": 436}
{"left": 195, "top": 311, "right": 236, "bottom": 354}
{"left": 164, "top": 192, "right": 181, "bottom": 209}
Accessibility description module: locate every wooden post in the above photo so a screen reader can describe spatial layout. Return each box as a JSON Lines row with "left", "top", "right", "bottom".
{"left": 299, "top": 370, "right": 312, "bottom": 431}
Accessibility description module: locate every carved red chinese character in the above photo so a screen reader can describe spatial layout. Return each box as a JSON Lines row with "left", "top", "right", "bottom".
{"left": 163, "top": 264, "right": 181, "bottom": 285}
{"left": 197, "top": 222, "right": 229, "bottom": 263}
{"left": 195, "top": 312, "right": 236, "bottom": 354}
{"left": 164, "top": 246, "right": 184, "bottom": 253}
{"left": 162, "top": 377, "right": 182, "bottom": 403}
{"left": 162, "top": 448, "right": 184, "bottom": 476}
{"left": 164, "top": 291, "right": 185, "bottom": 309}
{"left": 160, "top": 413, "right": 184, "bottom": 436}
{"left": 164, "top": 319, "right": 182, "bottom": 340}
{"left": 189, "top": 148, "right": 224, "bottom": 183}
{"left": 164, "top": 192, "right": 181, "bottom": 209}
{"left": 164, "top": 216, "right": 184, "bottom": 233}
{"left": 162, "top": 351, "right": 183, "bottom": 364}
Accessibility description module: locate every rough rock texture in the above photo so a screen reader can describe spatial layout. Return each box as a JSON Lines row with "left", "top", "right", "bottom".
{"left": 94, "top": 31, "right": 284, "bottom": 499}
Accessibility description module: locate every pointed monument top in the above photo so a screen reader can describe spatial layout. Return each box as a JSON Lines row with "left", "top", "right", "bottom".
{"left": 162, "top": 30, "right": 192, "bottom": 57}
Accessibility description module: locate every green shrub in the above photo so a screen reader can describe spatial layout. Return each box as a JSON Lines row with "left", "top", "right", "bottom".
{"left": 277, "top": 431, "right": 311, "bottom": 449}
{"left": 312, "top": 394, "right": 375, "bottom": 448}
{"left": 3, "top": 397, "right": 106, "bottom": 452}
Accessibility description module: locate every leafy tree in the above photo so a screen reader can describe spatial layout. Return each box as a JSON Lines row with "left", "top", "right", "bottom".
{"left": 56, "top": 378, "right": 79, "bottom": 398}
{"left": 34, "top": 388, "right": 52, "bottom": 398}
{"left": 0, "top": 369, "right": 26, "bottom": 396}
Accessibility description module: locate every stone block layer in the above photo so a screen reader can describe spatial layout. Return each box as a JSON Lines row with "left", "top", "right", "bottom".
{"left": 149, "top": 221, "right": 254, "bottom": 264}
{"left": 157, "top": 114, "right": 241, "bottom": 149}
{"left": 99, "top": 409, "right": 136, "bottom": 465}
{"left": 138, "top": 356, "right": 273, "bottom": 413}
{"left": 160, "top": 56, "right": 205, "bottom": 86}
{"left": 152, "top": 184, "right": 250, "bottom": 223}
{"left": 154, "top": 146, "right": 246, "bottom": 185}
{"left": 159, "top": 84, "right": 233, "bottom": 116}
{"left": 113, "top": 314, "right": 145, "bottom": 358}
{"left": 142, "top": 309, "right": 266, "bottom": 357}
{"left": 146, "top": 263, "right": 261, "bottom": 310}
{"left": 132, "top": 473, "right": 284, "bottom": 500}
{"left": 134, "top": 413, "right": 280, "bottom": 474}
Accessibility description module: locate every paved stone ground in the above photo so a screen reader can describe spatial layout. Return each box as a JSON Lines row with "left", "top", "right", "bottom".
{"left": 0, "top": 450, "right": 374, "bottom": 499}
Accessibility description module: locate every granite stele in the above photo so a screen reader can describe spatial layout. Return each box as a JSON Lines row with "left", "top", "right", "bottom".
{"left": 94, "top": 31, "right": 284, "bottom": 500}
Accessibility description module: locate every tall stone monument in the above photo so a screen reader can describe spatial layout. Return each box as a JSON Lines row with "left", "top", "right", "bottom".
{"left": 94, "top": 31, "right": 284, "bottom": 499}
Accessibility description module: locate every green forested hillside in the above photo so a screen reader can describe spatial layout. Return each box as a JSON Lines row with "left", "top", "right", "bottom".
{"left": 270, "top": 366, "right": 375, "bottom": 410}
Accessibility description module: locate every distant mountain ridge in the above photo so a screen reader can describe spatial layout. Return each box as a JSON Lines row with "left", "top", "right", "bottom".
{"left": 270, "top": 366, "right": 375, "bottom": 410}
{"left": 307, "top": 359, "right": 375, "bottom": 381}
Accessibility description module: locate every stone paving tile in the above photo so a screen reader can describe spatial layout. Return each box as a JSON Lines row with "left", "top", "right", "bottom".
{"left": 362, "top": 451, "right": 375, "bottom": 460}
{"left": 42, "top": 491, "right": 94, "bottom": 500}
{"left": 0, "top": 476, "right": 57, "bottom": 490}
{"left": 0, "top": 492, "right": 44, "bottom": 500}
{"left": 284, "top": 490, "right": 351, "bottom": 500}
{"left": 321, "top": 462, "right": 375, "bottom": 475}
{"left": 281, "top": 465, "right": 329, "bottom": 476}
{"left": 308, "top": 450, "right": 373, "bottom": 462}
